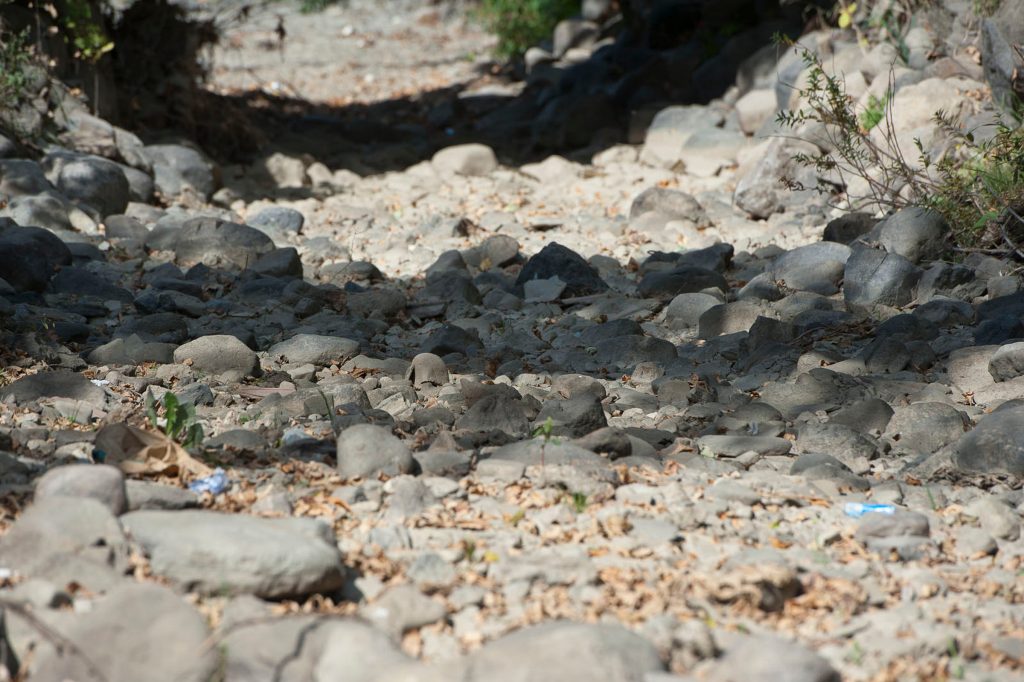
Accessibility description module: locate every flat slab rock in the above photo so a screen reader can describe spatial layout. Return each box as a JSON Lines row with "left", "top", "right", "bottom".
{"left": 21, "top": 582, "right": 218, "bottom": 682}
{"left": 121, "top": 510, "right": 346, "bottom": 598}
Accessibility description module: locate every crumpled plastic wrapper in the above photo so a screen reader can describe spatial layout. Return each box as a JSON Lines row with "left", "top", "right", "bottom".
{"left": 93, "top": 423, "right": 212, "bottom": 479}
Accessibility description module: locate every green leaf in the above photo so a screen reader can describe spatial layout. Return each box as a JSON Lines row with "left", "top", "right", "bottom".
{"left": 974, "top": 210, "right": 1000, "bottom": 228}
{"left": 162, "top": 392, "right": 180, "bottom": 438}
{"left": 183, "top": 423, "right": 204, "bottom": 450}
{"left": 144, "top": 390, "right": 159, "bottom": 430}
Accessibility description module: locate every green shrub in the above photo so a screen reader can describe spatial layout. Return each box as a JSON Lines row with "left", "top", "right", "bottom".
{"left": 478, "top": 0, "right": 580, "bottom": 59}
{"left": 926, "top": 117, "right": 1024, "bottom": 252}
{"left": 146, "top": 390, "right": 204, "bottom": 450}
{"left": 775, "top": 35, "right": 1024, "bottom": 255}
{"left": 298, "top": 0, "right": 345, "bottom": 13}
{"left": 0, "top": 27, "right": 32, "bottom": 106}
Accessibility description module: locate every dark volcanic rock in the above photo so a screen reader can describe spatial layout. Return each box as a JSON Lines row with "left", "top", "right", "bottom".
{"left": 515, "top": 242, "right": 608, "bottom": 297}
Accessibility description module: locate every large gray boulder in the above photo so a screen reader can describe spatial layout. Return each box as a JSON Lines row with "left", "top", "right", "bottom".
{"left": 121, "top": 510, "right": 346, "bottom": 598}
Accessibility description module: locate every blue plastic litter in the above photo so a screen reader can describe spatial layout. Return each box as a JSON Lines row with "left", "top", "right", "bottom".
{"left": 188, "top": 468, "right": 230, "bottom": 495}
{"left": 844, "top": 502, "right": 897, "bottom": 518}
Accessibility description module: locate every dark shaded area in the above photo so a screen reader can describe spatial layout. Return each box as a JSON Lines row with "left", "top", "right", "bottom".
{"left": 101, "top": 0, "right": 825, "bottom": 169}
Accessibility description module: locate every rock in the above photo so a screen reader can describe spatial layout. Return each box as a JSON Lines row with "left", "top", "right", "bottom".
{"left": 677, "top": 127, "right": 748, "bottom": 178}
{"left": 143, "top": 144, "right": 217, "bottom": 199}
{"left": 406, "top": 552, "right": 457, "bottom": 591}
{"left": 407, "top": 353, "right": 449, "bottom": 387}
{"left": 699, "top": 301, "right": 767, "bottom": 338}
{"left": 594, "top": 335, "right": 678, "bottom": 369}
{"left": 414, "top": 450, "right": 472, "bottom": 478}
{"left": 638, "top": 265, "right": 728, "bottom": 299}
{"left": 964, "top": 497, "right": 1020, "bottom": 541}
{"left": 432, "top": 143, "right": 498, "bottom": 176}
{"left": 1, "top": 370, "right": 106, "bottom": 409}
{"left": 2, "top": 191, "right": 75, "bottom": 233}
{"left": 50, "top": 265, "right": 133, "bottom": 302}
{"left": 87, "top": 334, "right": 177, "bottom": 365}
{"left": 874, "top": 207, "right": 948, "bottom": 263}
{"left": 248, "top": 206, "right": 304, "bottom": 243}
{"left": 572, "top": 426, "right": 632, "bottom": 459}
{"left": 641, "top": 105, "right": 722, "bottom": 166}
{"left": 735, "top": 88, "right": 777, "bottom": 134}
{"left": 844, "top": 246, "right": 921, "bottom": 311}
{"left": 734, "top": 137, "right": 819, "bottom": 219}
{"left": 314, "top": 619, "right": 416, "bottom": 682}
{"left": 552, "top": 18, "right": 599, "bottom": 56}
{"left": 268, "top": 334, "right": 359, "bottom": 367}
{"left": 422, "top": 324, "right": 483, "bottom": 356}
{"left": 465, "top": 234, "right": 520, "bottom": 268}
{"left": 0, "top": 158, "right": 53, "bottom": 196}
{"left": 173, "top": 335, "right": 259, "bottom": 380}
{"left": 988, "top": 341, "right": 1024, "bottom": 381}
{"left": 361, "top": 584, "right": 447, "bottom": 638}
{"left": 383, "top": 475, "right": 438, "bottom": 519}
{"left": 170, "top": 217, "right": 275, "bottom": 269}
{"left": 790, "top": 453, "right": 870, "bottom": 490}
{"left": 0, "top": 496, "right": 129, "bottom": 590}
{"left": 770, "top": 242, "right": 851, "bottom": 295}
{"left": 534, "top": 396, "right": 608, "bottom": 438}
{"left": 708, "top": 635, "right": 839, "bottom": 682}
{"left": 120, "top": 163, "right": 155, "bottom": 203}
{"left": 44, "top": 151, "right": 130, "bottom": 217}
{"left": 125, "top": 480, "right": 200, "bottom": 511}
{"left": 855, "top": 510, "right": 930, "bottom": 540}
{"left": 462, "top": 621, "right": 665, "bottom": 682}
{"left": 337, "top": 423, "right": 415, "bottom": 479}
{"left": 953, "top": 526, "right": 998, "bottom": 558}
{"left": 523, "top": 276, "right": 566, "bottom": 302}
{"left": 260, "top": 152, "right": 307, "bottom": 188}
{"left": 980, "top": 1, "right": 1024, "bottom": 111}
{"left": 664, "top": 293, "right": 721, "bottom": 331}
{"left": 952, "top": 405, "right": 1024, "bottom": 476}
{"left": 121, "top": 510, "right": 345, "bottom": 598}
{"left": 0, "top": 223, "right": 73, "bottom": 292}
{"left": 696, "top": 435, "right": 792, "bottom": 458}
{"left": 516, "top": 242, "right": 608, "bottom": 297}
{"left": 28, "top": 583, "right": 217, "bottom": 682}
{"left": 455, "top": 393, "right": 531, "bottom": 439}
{"left": 219, "top": 613, "right": 334, "bottom": 681}
{"left": 830, "top": 398, "right": 894, "bottom": 433}
{"left": 629, "top": 187, "right": 709, "bottom": 229}
{"left": 797, "top": 421, "right": 880, "bottom": 465}
{"left": 883, "top": 403, "right": 969, "bottom": 455}
{"left": 34, "top": 464, "right": 126, "bottom": 514}
{"left": 823, "top": 212, "right": 878, "bottom": 244}
{"left": 250, "top": 247, "right": 303, "bottom": 278}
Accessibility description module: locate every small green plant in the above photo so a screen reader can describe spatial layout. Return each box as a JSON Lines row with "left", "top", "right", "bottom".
{"left": 973, "top": 0, "right": 1001, "bottom": 17}
{"left": 298, "top": 0, "right": 346, "bottom": 12}
{"left": 924, "top": 116, "right": 1024, "bottom": 252}
{"left": 462, "top": 539, "right": 477, "bottom": 562}
{"left": 0, "top": 27, "right": 32, "bottom": 108}
{"left": 946, "top": 638, "right": 965, "bottom": 679}
{"left": 62, "top": 0, "right": 115, "bottom": 63}
{"left": 847, "top": 640, "right": 865, "bottom": 665}
{"left": 859, "top": 93, "right": 888, "bottom": 132}
{"left": 775, "top": 34, "right": 1024, "bottom": 255}
{"left": 478, "top": 0, "right": 580, "bottom": 59}
{"left": 569, "top": 491, "right": 588, "bottom": 513}
{"left": 145, "top": 390, "right": 204, "bottom": 450}
{"left": 532, "top": 416, "right": 557, "bottom": 471}
{"left": 775, "top": 36, "right": 927, "bottom": 211}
